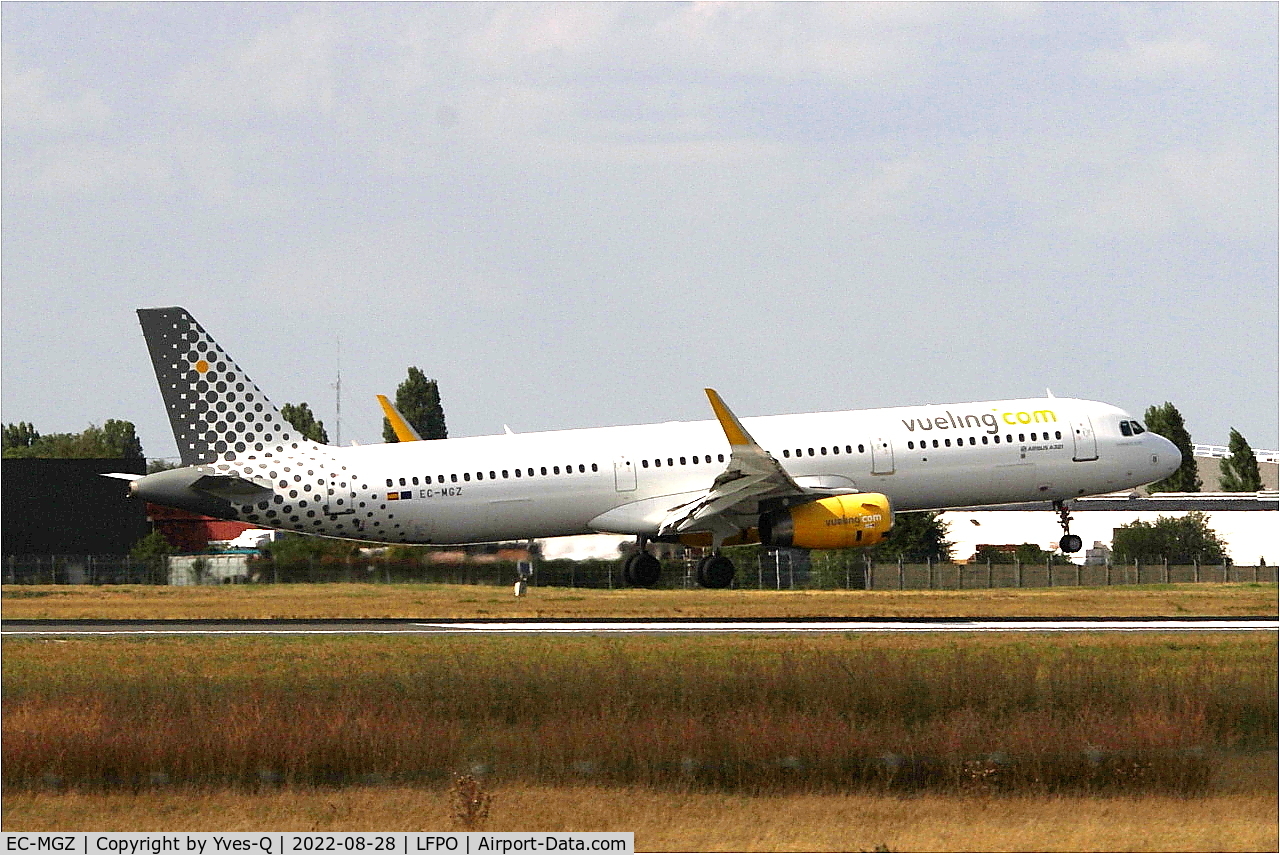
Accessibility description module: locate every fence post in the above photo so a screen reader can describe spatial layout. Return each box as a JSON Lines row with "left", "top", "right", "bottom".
{"left": 1193, "top": 558, "right": 1199, "bottom": 584}
{"left": 1015, "top": 557, "right": 1022, "bottom": 588}
{"left": 987, "top": 558, "right": 992, "bottom": 589}
{"left": 927, "top": 556, "right": 933, "bottom": 590}
{"left": 897, "top": 556, "right": 904, "bottom": 590}
{"left": 1047, "top": 556, "right": 1053, "bottom": 588}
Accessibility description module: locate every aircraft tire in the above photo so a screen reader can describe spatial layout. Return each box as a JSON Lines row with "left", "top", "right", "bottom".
{"left": 697, "top": 554, "right": 735, "bottom": 589}
{"left": 622, "top": 552, "right": 661, "bottom": 587}
{"left": 1059, "top": 534, "right": 1083, "bottom": 554}
{"left": 630, "top": 552, "right": 662, "bottom": 587}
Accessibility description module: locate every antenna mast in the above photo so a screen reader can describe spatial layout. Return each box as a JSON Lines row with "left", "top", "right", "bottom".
{"left": 334, "top": 337, "right": 342, "bottom": 446}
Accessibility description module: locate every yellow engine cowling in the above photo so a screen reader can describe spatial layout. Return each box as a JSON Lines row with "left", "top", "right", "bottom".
{"left": 759, "top": 493, "right": 893, "bottom": 549}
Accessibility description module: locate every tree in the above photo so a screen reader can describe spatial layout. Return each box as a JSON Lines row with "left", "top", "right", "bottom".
{"left": 1, "top": 420, "right": 144, "bottom": 458}
{"left": 280, "top": 402, "right": 329, "bottom": 443}
{"left": 383, "top": 367, "right": 447, "bottom": 442}
{"left": 99, "top": 419, "right": 144, "bottom": 458}
{"left": 3, "top": 422, "right": 40, "bottom": 453}
{"left": 1219, "top": 428, "right": 1263, "bottom": 492}
{"left": 130, "top": 529, "right": 174, "bottom": 584}
{"left": 867, "top": 510, "right": 954, "bottom": 562}
{"left": 1143, "top": 402, "right": 1200, "bottom": 492}
{"left": 1111, "top": 511, "right": 1228, "bottom": 564}
{"left": 973, "top": 543, "right": 1056, "bottom": 564}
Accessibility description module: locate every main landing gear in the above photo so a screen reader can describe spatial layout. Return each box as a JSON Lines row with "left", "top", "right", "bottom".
{"left": 621, "top": 539, "right": 738, "bottom": 589}
{"left": 695, "top": 552, "right": 736, "bottom": 589}
{"left": 1055, "top": 500, "right": 1083, "bottom": 554}
{"left": 622, "top": 539, "right": 662, "bottom": 587}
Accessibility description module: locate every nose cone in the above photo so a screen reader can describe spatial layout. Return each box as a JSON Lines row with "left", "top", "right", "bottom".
{"left": 1150, "top": 433, "right": 1183, "bottom": 482}
{"left": 131, "top": 466, "right": 236, "bottom": 517}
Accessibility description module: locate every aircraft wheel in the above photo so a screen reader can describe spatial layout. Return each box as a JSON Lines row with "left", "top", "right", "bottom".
{"left": 621, "top": 553, "right": 640, "bottom": 586}
{"left": 630, "top": 552, "right": 662, "bottom": 587}
{"left": 622, "top": 552, "right": 661, "bottom": 587}
{"left": 696, "top": 553, "right": 735, "bottom": 589}
{"left": 1059, "top": 534, "right": 1083, "bottom": 554}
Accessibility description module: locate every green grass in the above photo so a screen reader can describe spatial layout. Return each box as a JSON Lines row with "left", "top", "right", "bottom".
{"left": 4, "top": 633, "right": 1274, "bottom": 795}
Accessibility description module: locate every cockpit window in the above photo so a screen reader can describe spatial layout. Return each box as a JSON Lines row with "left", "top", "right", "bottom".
{"left": 1120, "top": 420, "right": 1146, "bottom": 437}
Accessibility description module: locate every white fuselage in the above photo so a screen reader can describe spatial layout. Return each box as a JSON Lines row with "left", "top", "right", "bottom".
{"left": 177, "top": 396, "right": 1179, "bottom": 545}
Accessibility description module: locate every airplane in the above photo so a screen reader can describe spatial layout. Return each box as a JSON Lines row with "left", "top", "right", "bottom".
{"left": 123, "top": 307, "right": 1182, "bottom": 588}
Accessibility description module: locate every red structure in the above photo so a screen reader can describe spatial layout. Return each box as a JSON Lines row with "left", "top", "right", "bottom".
{"left": 146, "top": 504, "right": 254, "bottom": 553}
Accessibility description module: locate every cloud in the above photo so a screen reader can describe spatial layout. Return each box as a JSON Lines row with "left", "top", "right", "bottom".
{"left": 1, "top": 60, "right": 109, "bottom": 133}
{"left": 1086, "top": 37, "right": 1224, "bottom": 82}
{"left": 18, "top": 141, "right": 171, "bottom": 200}
{"left": 166, "top": 12, "right": 339, "bottom": 116}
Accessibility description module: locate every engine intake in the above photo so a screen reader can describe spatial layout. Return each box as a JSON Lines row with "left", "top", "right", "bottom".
{"left": 759, "top": 493, "right": 893, "bottom": 549}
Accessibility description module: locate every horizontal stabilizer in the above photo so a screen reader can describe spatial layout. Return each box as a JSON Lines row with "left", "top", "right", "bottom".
{"left": 190, "top": 473, "right": 273, "bottom": 500}
{"left": 100, "top": 472, "right": 140, "bottom": 482}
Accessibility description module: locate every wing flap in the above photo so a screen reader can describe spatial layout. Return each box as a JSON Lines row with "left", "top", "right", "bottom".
{"left": 657, "top": 390, "right": 830, "bottom": 545}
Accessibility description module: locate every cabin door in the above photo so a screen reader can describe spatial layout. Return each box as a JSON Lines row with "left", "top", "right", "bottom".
{"left": 614, "top": 457, "right": 637, "bottom": 492}
{"left": 1071, "top": 417, "right": 1098, "bottom": 462}
{"left": 870, "top": 437, "right": 895, "bottom": 475}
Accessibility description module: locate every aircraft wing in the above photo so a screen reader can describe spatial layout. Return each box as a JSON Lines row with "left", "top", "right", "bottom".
{"left": 656, "top": 389, "right": 853, "bottom": 545}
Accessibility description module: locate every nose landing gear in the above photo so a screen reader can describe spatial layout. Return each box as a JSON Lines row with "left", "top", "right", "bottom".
{"left": 1055, "top": 500, "right": 1083, "bottom": 554}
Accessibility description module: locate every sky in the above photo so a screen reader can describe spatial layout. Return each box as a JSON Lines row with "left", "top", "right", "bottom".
{"left": 3, "top": 2, "right": 1277, "bottom": 462}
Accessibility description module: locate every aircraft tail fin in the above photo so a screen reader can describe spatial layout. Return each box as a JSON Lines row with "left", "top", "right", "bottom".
{"left": 137, "top": 307, "right": 315, "bottom": 465}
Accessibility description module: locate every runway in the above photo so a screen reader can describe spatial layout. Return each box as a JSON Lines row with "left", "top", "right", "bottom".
{"left": 2, "top": 617, "right": 1275, "bottom": 636}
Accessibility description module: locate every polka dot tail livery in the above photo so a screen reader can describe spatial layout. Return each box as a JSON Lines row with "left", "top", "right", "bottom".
{"left": 135, "top": 308, "right": 375, "bottom": 540}
{"left": 137, "top": 307, "right": 305, "bottom": 466}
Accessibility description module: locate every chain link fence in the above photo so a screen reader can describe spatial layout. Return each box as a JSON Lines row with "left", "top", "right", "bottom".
{"left": 4, "top": 552, "right": 1274, "bottom": 588}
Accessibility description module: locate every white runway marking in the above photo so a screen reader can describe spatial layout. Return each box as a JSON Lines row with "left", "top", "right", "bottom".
{"left": 415, "top": 619, "right": 1278, "bottom": 634}
{"left": 2, "top": 619, "right": 1275, "bottom": 636}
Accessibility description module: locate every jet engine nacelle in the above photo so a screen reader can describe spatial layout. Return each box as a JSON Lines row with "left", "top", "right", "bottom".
{"left": 758, "top": 493, "right": 893, "bottom": 549}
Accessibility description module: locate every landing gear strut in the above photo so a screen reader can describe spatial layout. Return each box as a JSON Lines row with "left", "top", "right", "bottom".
{"left": 622, "top": 538, "right": 662, "bottom": 587}
{"left": 696, "top": 551, "right": 736, "bottom": 589}
{"left": 1055, "top": 500, "right": 1082, "bottom": 554}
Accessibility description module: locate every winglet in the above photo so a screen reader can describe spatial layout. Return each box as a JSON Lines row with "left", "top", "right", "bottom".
{"left": 705, "top": 388, "right": 759, "bottom": 448}
{"left": 378, "top": 394, "right": 422, "bottom": 442}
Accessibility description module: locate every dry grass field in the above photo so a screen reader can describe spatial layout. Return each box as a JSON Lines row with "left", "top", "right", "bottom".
{"left": 3, "top": 784, "right": 1277, "bottom": 851}
{"left": 4, "top": 589, "right": 1275, "bottom": 849}
{"left": 2, "top": 580, "right": 1275, "bottom": 619}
